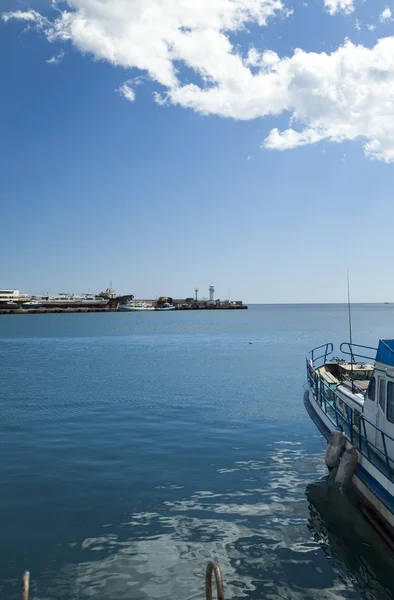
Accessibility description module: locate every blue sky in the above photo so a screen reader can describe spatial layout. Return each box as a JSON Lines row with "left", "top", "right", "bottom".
{"left": 2, "top": 0, "right": 394, "bottom": 302}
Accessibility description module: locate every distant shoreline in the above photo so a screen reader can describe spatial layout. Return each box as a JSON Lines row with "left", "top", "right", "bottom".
{"left": 0, "top": 305, "right": 248, "bottom": 315}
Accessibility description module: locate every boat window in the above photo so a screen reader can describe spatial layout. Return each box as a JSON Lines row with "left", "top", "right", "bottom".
{"left": 354, "top": 409, "right": 361, "bottom": 429}
{"left": 368, "top": 376, "right": 376, "bottom": 401}
{"left": 379, "top": 378, "right": 386, "bottom": 412}
{"left": 387, "top": 382, "right": 394, "bottom": 424}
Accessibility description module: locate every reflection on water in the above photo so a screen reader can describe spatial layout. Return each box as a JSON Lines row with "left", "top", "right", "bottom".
{"left": 4, "top": 436, "right": 394, "bottom": 600}
{"left": 30, "top": 443, "right": 357, "bottom": 600}
{"left": 306, "top": 476, "right": 394, "bottom": 600}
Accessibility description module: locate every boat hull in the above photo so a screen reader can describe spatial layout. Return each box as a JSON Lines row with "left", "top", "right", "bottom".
{"left": 118, "top": 306, "right": 155, "bottom": 312}
{"left": 40, "top": 301, "right": 109, "bottom": 308}
{"left": 155, "top": 306, "right": 176, "bottom": 311}
{"left": 0, "top": 302, "right": 19, "bottom": 309}
{"left": 305, "top": 385, "right": 394, "bottom": 534}
{"left": 22, "top": 303, "right": 43, "bottom": 308}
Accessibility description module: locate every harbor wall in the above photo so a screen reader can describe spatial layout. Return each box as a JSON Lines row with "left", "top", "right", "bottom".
{"left": 0, "top": 300, "right": 248, "bottom": 315}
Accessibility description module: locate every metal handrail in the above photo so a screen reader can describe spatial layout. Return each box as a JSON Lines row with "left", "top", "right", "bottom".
{"left": 309, "top": 368, "right": 394, "bottom": 444}
{"left": 206, "top": 561, "right": 224, "bottom": 600}
{"left": 341, "top": 377, "right": 367, "bottom": 395}
{"left": 308, "top": 367, "right": 394, "bottom": 480}
{"left": 339, "top": 342, "right": 377, "bottom": 363}
{"left": 21, "top": 571, "right": 29, "bottom": 600}
{"left": 307, "top": 343, "right": 334, "bottom": 365}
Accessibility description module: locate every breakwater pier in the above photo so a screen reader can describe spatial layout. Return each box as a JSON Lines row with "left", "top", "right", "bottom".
{"left": 0, "top": 286, "right": 247, "bottom": 314}
{"left": 0, "top": 301, "right": 247, "bottom": 315}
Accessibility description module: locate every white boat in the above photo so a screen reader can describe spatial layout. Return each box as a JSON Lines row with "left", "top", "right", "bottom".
{"left": 306, "top": 340, "right": 394, "bottom": 544}
{"left": 38, "top": 293, "right": 109, "bottom": 308}
{"left": 155, "top": 302, "right": 176, "bottom": 311}
{"left": 22, "top": 301, "right": 43, "bottom": 308}
{"left": 0, "top": 289, "right": 30, "bottom": 306}
{"left": 118, "top": 301, "right": 155, "bottom": 312}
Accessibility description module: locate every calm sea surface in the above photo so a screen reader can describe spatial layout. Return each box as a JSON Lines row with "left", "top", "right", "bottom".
{"left": 2, "top": 305, "right": 394, "bottom": 600}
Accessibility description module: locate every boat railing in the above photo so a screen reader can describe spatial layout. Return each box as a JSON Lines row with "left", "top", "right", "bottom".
{"left": 341, "top": 377, "right": 369, "bottom": 395}
{"left": 307, "top": 342, "right": 377, "bottom": 369}
{"left": 307, "top": 343, "right": 334, "bottom": 366}
{"left": 339, "top": 342, "right": 377, "bottom": 364}
{"left": 307, "top": 364, "right": 394, "bottom": 481}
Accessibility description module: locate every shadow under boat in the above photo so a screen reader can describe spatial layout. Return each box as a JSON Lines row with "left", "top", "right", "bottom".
{"left": 306, "top": 474, "right": 394, "bottom": 600}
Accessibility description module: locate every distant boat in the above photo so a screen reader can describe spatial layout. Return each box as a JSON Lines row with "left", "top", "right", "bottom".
{"left": 0, "top": 289, "right": 30, "bottom": 307}
{"left": 118, "top": 301, "right": 155, "bottom": 312}
{"left": 155, "top": 303, "right": 175, "bottom": 311}
{"left": 22, "top": 301, "right": 43, "bottom": 308}
{"left": 38, "top": 294, "right": 109, "bottom": 308}
{"left": 0, "top": 301, "right": 19, "bottom": 309}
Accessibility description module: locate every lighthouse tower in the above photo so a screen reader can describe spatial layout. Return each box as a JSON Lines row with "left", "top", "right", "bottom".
{"left": 194, "top": 287, "right": 199, "bottom": 301}
{"left": 209, "top": 284, "right": 215, "bottom": 304}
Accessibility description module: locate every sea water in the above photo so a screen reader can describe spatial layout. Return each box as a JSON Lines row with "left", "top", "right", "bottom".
{"left": 1, "top": 305, "right": 394, "bottom": 600}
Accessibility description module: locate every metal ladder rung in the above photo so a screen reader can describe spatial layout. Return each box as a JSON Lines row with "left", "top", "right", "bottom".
{"left": 20, "top": 562, "right": 224, "bottom": 600}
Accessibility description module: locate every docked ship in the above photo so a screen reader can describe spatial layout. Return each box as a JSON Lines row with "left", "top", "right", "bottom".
{"left": 0, "top": 289, "right": 30, "bottom": 308}
{"left": 22, "top": 300, "right": 43, "bottom": 308}
{"left": 306, "top": 340, "right": 394, "bottom": 545}
{"left": 118, "top": 301, "right": 155, "bottom": 312}
{"left": 37, "top": 293, "right": 109, "bottom": 308}
{"left": 155, "top": 303, "right": 175, "bottom": 311}
{"left": 99, "top": 285, "right": 117, "bottom": 299}
{"left": 155, "top": 296, "right": 175, "bottom": 311}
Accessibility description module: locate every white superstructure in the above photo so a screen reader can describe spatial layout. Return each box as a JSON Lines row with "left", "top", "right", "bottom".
{"left": 0, "top": 290, "right": 30, "bottom": 302}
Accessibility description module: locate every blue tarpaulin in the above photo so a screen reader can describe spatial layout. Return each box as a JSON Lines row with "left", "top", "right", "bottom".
{"left": 376, "top": 339, "right": 394, "bottom": 366}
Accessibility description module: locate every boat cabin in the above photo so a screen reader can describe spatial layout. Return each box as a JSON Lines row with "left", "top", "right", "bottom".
{"left": 363, "top": 340, "right": 394, "bottom": 457}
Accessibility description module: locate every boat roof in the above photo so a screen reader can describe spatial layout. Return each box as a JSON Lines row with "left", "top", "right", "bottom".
{"left": 376, "top": 339, "right": 394, "bottom": 366}
{"left": 336, "top": 383, "right": 364, "bottom": 409}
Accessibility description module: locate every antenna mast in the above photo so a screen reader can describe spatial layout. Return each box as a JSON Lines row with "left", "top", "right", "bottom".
{"left": 347, "top": 270, "right": 354, "bottom": 358}
{"left": 347, "top": 270, "right": 355, "bottom": 391}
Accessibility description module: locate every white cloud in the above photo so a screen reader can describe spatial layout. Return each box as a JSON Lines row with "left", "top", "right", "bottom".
{"left": 367, "top": 24, "right": 376, "bottom": 31}
{"left": 1, "top": 0, "right": 290, "bottom": 88}
{"left": 323, "top": 0, "right": 354, "bottom": 16}
{"left": 118, "top": 83, "right": 136, "bottom": 103}
{"left": 2, "top": 9, "right": 51, "bottom": 32}
{"left": 118, "top": 76, "right": 146, "bottom": 103}
{"left": 2, "top": 10, "right": 41, "bottom": 23}
{"left": 264, "top": 128, "right": 323, "bottom": 151}
{"left": 355, "top": 18, "right": 361, "bottom": 31}
{"left": 46, "top": 50, "right": 65, "bottom": 64}
{"left": 168, "top": 38, "right": 394, "bottom": 162}
{"left": 380, "top": 7, "right": 393, "bottom": 23}
{"left": 4, "top": 0, "right": 394, "bottom": 162}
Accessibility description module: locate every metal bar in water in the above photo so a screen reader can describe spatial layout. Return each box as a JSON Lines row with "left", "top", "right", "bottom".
{"left": 21, "top": 572, "right": 29, "bottom": 600}
{"left": 206, "top": 561, "right": 224, "bottom": 600}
